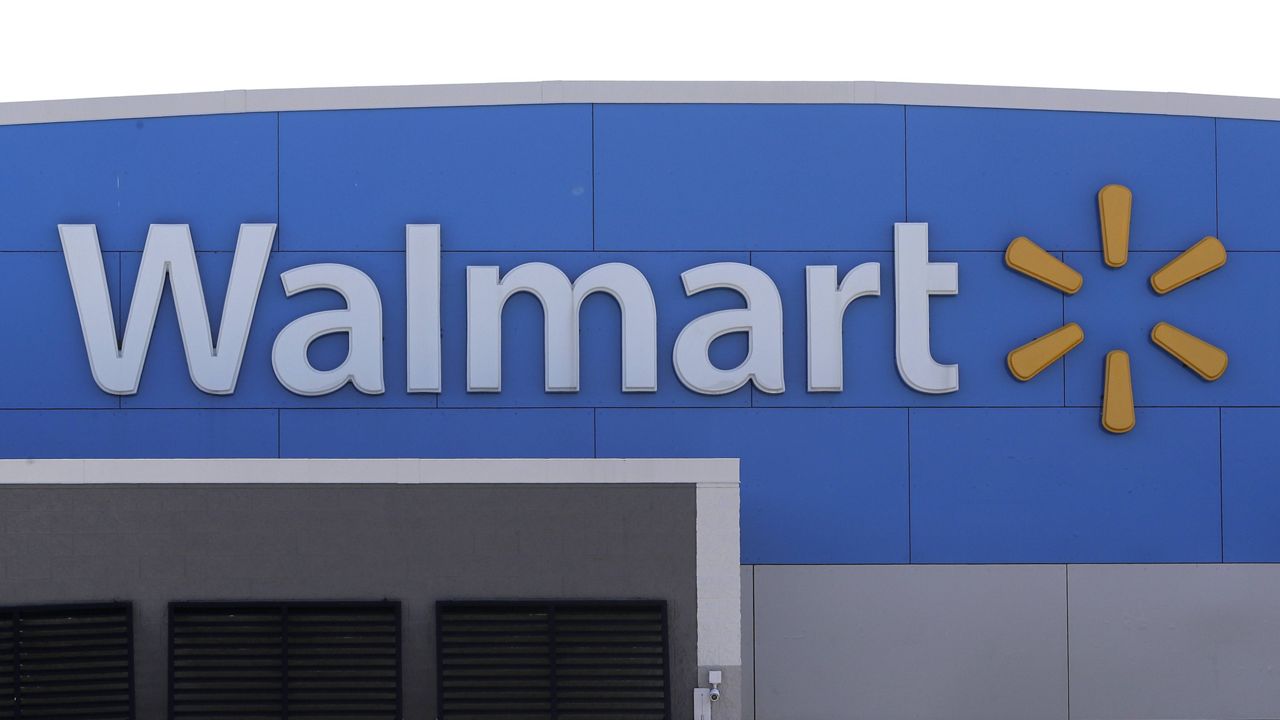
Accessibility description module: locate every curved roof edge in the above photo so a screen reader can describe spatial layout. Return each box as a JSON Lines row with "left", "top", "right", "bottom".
{"left": 3, "top": 80, "right": 1280, "bottom": 126}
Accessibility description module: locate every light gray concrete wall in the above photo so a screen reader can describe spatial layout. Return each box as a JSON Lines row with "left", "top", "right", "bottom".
{"left": 741, "top": 565, "right": 755, "bottom": 720}
{"left": 744, "top": 563, "right": 1280, "bottom": 720}
{"left": 0, "top": 483, "right": 698, "bottom": 719}
{"left": 1068, "top": 564, "right": 1280, "bottom": 720}
{"left": 751, "top": 565, "right": 1068, "bottom": 720}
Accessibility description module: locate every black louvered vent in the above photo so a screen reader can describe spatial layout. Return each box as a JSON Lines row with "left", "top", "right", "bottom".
{"left": 169, "top": 601, "right": 401, "bottom": 720}
{"left": 0, "top": 602, "right": 134, "bottom": 720}
{"left": 437, "top": 601, "right": 670, "bottom": 720}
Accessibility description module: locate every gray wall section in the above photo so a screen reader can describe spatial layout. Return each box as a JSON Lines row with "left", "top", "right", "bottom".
{"left": 743, "top": 563, "right": 1280, "bottom": 720}
{"left": 751, "top": 565, "right": 1069, "bottom": 720}
{"left": 740, "top": 565, "right": 754, "bottom": 720}
{"left": 0, "top": 483, "right": 698, "bottom": 719}
{"left": 1068, "top": 564, "right": 1280, "bottom": 720}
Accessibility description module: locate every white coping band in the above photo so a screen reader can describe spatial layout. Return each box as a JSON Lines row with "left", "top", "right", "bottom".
{"left": 0, "top": 457, "right": 738, "bottom": 485}
{"left": 0, "top": 457, "right": 743, "bottom": 671}
{"left": 2, "top": 80, "right": 1280, "bottom": 126}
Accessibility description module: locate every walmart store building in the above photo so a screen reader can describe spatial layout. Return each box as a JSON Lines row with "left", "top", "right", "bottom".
{"left": 1, "top": 81, "right": 1279, "bottom": 719}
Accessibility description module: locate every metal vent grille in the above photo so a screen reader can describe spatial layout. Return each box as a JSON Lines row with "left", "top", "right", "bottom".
{"left": 0, "top": 602, "right": 135, "bottom": 720}
{"left": 169, "top": 601, "right": 401, "bottom": 720}
{"left": 436, "top": 601, "right": 670, "bottom": 720}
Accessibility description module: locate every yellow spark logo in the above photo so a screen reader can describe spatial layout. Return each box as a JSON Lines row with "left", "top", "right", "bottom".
{"left": 1004, "top": 185, "right": 1228, "bottom": 434}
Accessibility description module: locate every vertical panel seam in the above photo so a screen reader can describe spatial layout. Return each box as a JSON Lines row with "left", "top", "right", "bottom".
{"left": 1064, "top": 564, "right": 1072, "bottom": 720}
{"left": 1219, "top": 407, "right": 1225, "bottom": 562}
{"left": 749, "top": 250, "right": 755, "bottom": 409}
{"left": 1212, "top": 119, "right": 1223, "bottom": 562}
{"left": 116, "top": 254, "right": 123, "bottom": 411}
{"left": 591, "top": 104, "right": 597, "bottom": 252}
{"left": 1213, "top": 117, "right": 1220, "bottom": 238}
{"left": 1060, "top": 251, "right": 1067, "bottom": 406}
{"left": 275, "top": 111, "right": 282, "bottom": 251}
{"left": 902, "top": 106, "right": 909, "bottom": 222}
{"left": 906, "top": 409, "right": 913, "bottom": 563}
{"left": 751, "top": 565, "right": 758, "bottom": 719}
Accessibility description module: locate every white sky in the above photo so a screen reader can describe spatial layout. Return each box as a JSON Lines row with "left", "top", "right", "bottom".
{"left": 1, "top": 0, "right": 1276, "bottom": 103}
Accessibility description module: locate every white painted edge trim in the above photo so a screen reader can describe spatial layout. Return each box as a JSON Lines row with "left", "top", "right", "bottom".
{"left": 3, "top": 81, "right": 1280, "bottom": 126}
{"left": 0, "top": 457, "right": 743, "bottom": 677}
{"left": 697, "top": 481, "right": 741, "bottom": 668}
{"left": 0, "top": 457, "right": 739, "bottom": 486}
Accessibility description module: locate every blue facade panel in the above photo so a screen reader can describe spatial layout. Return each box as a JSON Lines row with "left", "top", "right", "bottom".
{"left": 1, "top": 101, "right": 1274, "bottom": 564}
{"left": 1063, "top": 251, "right": 1280, "bottom": 406}
{"left": 597, "top": 408, "right": 909, "bottom": 564}
{"left": 279, "top": 105, "right": 593, "bottom": 251}
{"left": 909, "top": 408, "right": 1221, "bottom": 563}
{"left": 0, "top": 113, "right": 278, "bottom": 251}
{"left": 907, "top": 107, "right": 1216, "bottom": 251}
{"left": 749, "top": 251, "right": 1064, "bottom": 407}
{"left": 280, "top": 408, "right": 594, "bottom": 458}
{"left": 0, "top": 410, "right": 278, "bottom": 458}
{"left": 110, "top": 249, "right": 755, "bottom": 409}
{"left": 115, "top": 250, "right": 435, "bottom": 409}
{"left": 594, "top": 104, "right": 906, "bottom": 250}
{"left": 437, "top": 252, "right": 750, "bottom": 408}
{"left": 1218, "top": 119, "right": 1280, "bottom": 251}
{"left": 0, "top": 252, "right": 120, "bottom": 408}
{"left": 1222, "top": 408, "right": 1280, "bottom": 561}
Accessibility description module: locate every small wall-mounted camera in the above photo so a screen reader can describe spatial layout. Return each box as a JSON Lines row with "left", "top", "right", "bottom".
{"left": 694, "top": 669, "right": 725, "bottom": 719}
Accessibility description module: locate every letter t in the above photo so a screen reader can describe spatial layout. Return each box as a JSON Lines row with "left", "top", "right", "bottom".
{"left": 893, "top": 222, "right": 959, "bottom": 393}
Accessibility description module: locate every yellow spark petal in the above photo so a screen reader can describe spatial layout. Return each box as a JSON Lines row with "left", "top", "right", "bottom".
{"left": 1102, "top": 350, "right": 1136, "bottom": 434}
{"left": 1151, "top": 322, "right": 1228, "bottom": 381}
{"left": 1149, "top": 236, "right": 1226, "bottom": 295}
{"left": 1005, "top": 237, "right": 1083, "bottom": 294}
{"left": 1098, "top": 184, "right": 1132, "bottom": 268}
{"left": 1007, "top": 323, "right": 1085, "bottom": 381}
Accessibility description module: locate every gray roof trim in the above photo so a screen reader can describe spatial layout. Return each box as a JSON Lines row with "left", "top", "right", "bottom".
{"left": 2, "top": 80, "right": 1279, "bottom": 126}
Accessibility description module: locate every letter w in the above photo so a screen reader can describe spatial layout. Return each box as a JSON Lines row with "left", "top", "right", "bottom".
{"left": 59, "top": 223, "right": 275, "bottom": 395}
